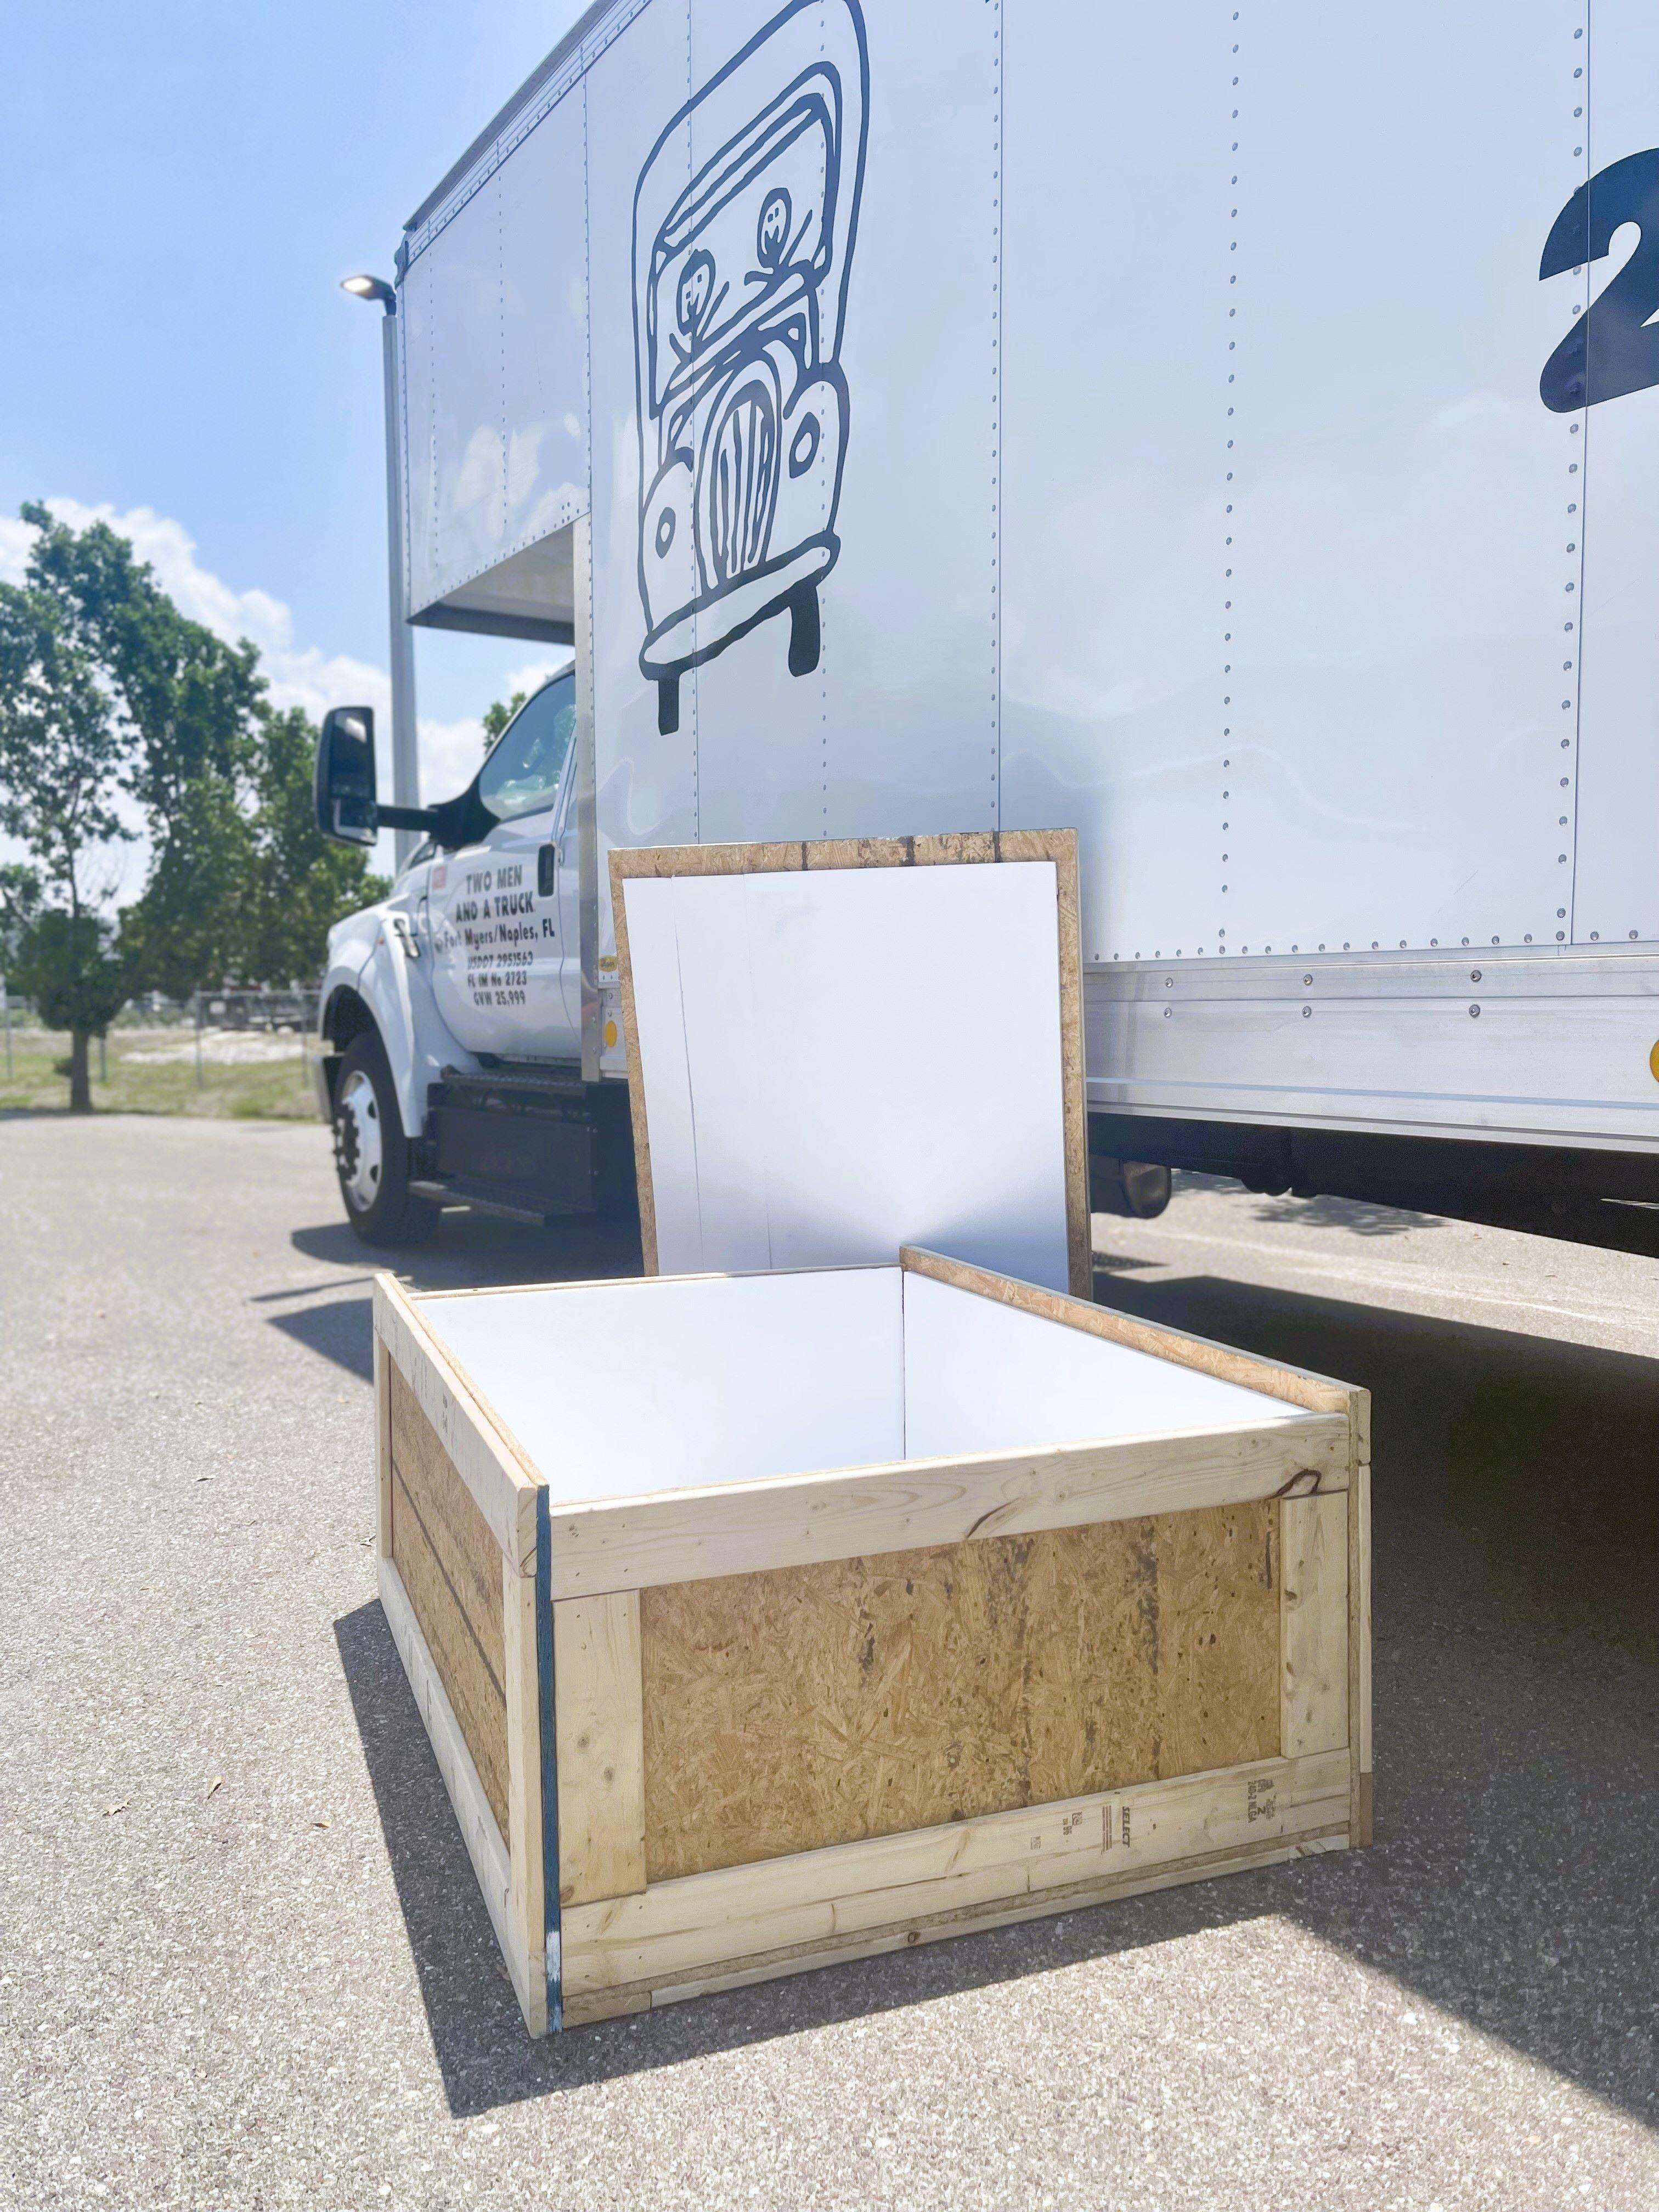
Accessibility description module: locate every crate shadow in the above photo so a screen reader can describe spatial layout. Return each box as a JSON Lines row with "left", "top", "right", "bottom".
{"left": 268, "top": 1294, "right": 374, "bottom": 1382}
{"left": 290, "top": 1212, "right": 644, "bottom": 1293}
{"left": 334, "top": 1269, "right": 1659, "bottom": 2128}
{"left": 268, "top": 1213, "right": 645, "bottom": 1386}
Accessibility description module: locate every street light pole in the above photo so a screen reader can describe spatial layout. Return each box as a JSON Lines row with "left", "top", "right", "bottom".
{"left": 343, "top": 275, "right": 420, "bottom": 870}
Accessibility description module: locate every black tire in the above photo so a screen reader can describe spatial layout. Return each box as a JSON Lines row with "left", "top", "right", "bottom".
{"left": 332, "top": 1031, "right": 439, "bottom": 1247}
{"left": 1088, "top": 1152, "right": 1173, "bottom": 1220}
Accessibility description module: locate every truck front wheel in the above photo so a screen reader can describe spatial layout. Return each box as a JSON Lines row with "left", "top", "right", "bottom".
{"left": 332, "top": 1032, "right": 438, "bottom": 1246}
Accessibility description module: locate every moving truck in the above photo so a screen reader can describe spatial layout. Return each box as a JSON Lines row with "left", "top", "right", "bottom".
{"left": 314, "top": 0, "right": 1659, "bottom": 1246}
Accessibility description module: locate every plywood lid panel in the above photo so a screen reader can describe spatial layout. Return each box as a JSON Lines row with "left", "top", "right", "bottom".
{"left": 613, "top": 835, "right": 1088, "bottom": 1293}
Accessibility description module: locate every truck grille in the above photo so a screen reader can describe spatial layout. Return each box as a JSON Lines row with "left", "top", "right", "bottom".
{"left": 705, "top": 377, "right": 778, "bottom": 586}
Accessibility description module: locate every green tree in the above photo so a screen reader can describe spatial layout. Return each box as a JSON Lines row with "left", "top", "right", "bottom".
{"left": 20, "top": 501, "right": 264, "bottom": 1006}
{"left": 0, "top": 862, "right": 41, "bottom": 956}
{"left": 482, "top": 689, "right": 527, "bottom": 753}
{"left": 118, "top": 773, "right": 257, "bottom": 1003}
{"left": 9, "top": 913, "right": 129, "bottom": 1082}
{"left": 0, "top": 527, "right": 137, "bottom": 1108}
{"left": 1, "top": 504, "right": 398, "bottom": 1107}
{"left": 0, "top": 863, "right": 44, "bottom": 996}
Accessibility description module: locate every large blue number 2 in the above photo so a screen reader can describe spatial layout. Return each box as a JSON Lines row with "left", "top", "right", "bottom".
{"left": 1540, "top": 148, "right": 1659, "bottom": 412}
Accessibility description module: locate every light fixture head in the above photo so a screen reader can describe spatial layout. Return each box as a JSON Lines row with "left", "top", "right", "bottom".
{"left": 341, "top": 274, "right": 396, "bottom": 311}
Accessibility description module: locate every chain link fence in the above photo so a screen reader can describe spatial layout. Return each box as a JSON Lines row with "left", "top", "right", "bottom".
{"left": 0, "top": 984, "right": 322, "bottom": 1103}
{"left": 168, "top": 989, "right": 321, "bottom": 1091}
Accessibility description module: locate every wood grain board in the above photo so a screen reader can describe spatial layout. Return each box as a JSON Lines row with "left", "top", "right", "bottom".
{"left": 565, "top": 1747, "right": 1351, "bottom": 2011}
{"left": 554, "top": 1592, "right": 647, "bottom": 1906}
{"left": 1280, "top": 1492, "right": 1350, "bottom": 1759}
{"left": 388, "top": 1363, "right": 511, "bottom": 1838}
{"left": 374, "top": 1330, "right": 393, "bottom": 1558}
{"left": 501, "top": 1556, "right": 546, "bottom": 2022}
{"left": 374, "top": 1273, "right": 542, "bottom": 1572}
{"left": 639, "top": 1502, "right": 1279, "bottom": 1882}
{"left": 543, "top": 1413, "right": 1346, "bottom": 1602}
{"left": 378, "top": 1553, "right": 537, "bottom": 2028}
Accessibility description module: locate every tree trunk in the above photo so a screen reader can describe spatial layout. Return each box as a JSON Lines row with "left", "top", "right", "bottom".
{"left": 69, "top": 1028, "right": 92, "bottom": 1113}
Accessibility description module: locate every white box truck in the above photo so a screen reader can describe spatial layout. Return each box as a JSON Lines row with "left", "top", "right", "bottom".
{"left": 314, "top": 0, "right": 1659, "bottom": 1246}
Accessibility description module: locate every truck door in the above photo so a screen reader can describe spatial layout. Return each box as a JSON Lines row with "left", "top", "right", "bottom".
{"left": 427, "top": 674, "right": 582, "bottom": 1060}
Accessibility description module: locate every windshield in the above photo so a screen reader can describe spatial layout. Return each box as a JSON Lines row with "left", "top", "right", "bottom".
{"left": 477, "top": 672, "right": 576, "bottom": 823}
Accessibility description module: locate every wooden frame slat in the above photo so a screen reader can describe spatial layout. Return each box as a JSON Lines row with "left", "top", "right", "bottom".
{"left": 378, "top": 1554, "right": 532, "bottom": 2024}
{"left": 374, "top": 1329, "right": 393, "bottom": 1560}
{"left": 553, "top": 1592, "right": 647, "bottom": 1906}
{"left": 544, "top": 1414, "right": 1348, "bottom": 1601}
{"left": 563, "top": 1748, "right": 1351, "bottom": 2004}
{"left": 1353, "top": 1462, "right": 1374, "bottom": 1844}
{"left": 374, "top": 1274, "right": 542, "bottom": 1572}
{"left": 627, "top": 1831, "right": 1355, "bottom": 2018}
{"left": 501, "top": 1560, "right": 548, "bottom": 2036}
{"left": 1280, "top": 1493, "right": 1351, "bottom": 1759}
{"left": 902, "top": 1245, "right": 1366, "bottom": 1446}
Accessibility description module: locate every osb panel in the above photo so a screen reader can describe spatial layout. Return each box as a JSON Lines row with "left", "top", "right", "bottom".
{"left": 388, "top": 1367, "right": 510, "bottom": 1839}
{"left": 640, "top": 1502, "right": 1279, "bottom": 1881}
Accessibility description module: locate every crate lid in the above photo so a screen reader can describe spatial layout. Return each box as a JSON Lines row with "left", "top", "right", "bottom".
{"left": 611, "top": 835, "right": 1090, "bottom": 1295}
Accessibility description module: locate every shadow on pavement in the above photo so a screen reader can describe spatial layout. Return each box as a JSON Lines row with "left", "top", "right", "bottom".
{"left": 1245, "top": 1192, "right": 1448, "bottom": 1237}
{"left": 1099, "top": 1268, "right": 1659, "bottom": 2128}
{"left": 268, "top": 1294, "right": 374, "bottom": 1383}
{"left": 332, "top": 1261, "right": 1659, "bottom": 2129}
{"left": 268, "top": 1213, "right": 646, "bottom": 1383}
{"left": 1096, "top": 1268, "right": 1659, "bottom": 1653}
{"left": 291, "top": 1211, "right": 643, "bottom": 1293}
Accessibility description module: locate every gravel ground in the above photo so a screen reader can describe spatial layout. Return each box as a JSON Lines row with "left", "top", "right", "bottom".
{"left": 0, "top": 1115, "right": 1655, "bottom": 2210}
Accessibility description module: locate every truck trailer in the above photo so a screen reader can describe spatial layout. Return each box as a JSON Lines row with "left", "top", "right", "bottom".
{"left": 314, "top": 0, "right": 1659, "bottom": 1246}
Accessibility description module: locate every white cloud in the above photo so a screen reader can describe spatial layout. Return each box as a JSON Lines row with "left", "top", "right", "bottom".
{"left": 0, "top": 512, "right": 37, "bottom": 586}
{"left": 0, "top": 498, "right": 490, "bottom": 815}
{"left": 420, "top": 714, "right": 490, "bottom": 798}
{"left": 504, "top": 656, "right": 567, "bottom": 698}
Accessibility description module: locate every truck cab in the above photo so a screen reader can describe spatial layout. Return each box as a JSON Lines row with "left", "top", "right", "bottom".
{"left": 313, "top": 673, "right": 634, "bottom": 1243}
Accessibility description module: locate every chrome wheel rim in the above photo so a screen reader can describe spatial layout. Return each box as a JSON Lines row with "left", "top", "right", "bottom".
{"left": 335, "top": 1067, "right": 383, "bottom": 1212}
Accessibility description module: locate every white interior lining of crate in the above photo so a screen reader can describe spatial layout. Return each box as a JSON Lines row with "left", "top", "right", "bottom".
{"left": 900, "top": 1273, "right": 1308, "bottom": 1462}
{"left": 422, "top": 1267, "right": 906, "bottom": 1503}
{"left": 622, "top": 862, "right": 1073, "bottom": 1289}
{"left": 418, "top": 1266, "right": 1304, "bottom": 1505}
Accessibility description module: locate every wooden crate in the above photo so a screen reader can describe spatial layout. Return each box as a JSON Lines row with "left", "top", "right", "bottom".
{"left": 371, "top": 1245, "right": 1370, "bottom": 2035}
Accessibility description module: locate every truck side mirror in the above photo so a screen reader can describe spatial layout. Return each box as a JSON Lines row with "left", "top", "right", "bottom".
{"left": 315, "top": 707, "right": 379, "bottom": 846}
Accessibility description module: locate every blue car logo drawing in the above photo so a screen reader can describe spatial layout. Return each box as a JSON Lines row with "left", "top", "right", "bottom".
{"left": 632, "top": 0, "right": 868, "bottom": 736}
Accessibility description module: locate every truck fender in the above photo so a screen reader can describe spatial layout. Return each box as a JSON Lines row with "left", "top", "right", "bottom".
{"left": 317, "top": 905, "right": 422, "bottom": 1138}
{"left": 353, "top": 926, "right": 425, "bottom": 1138}
{"left": 319, "top": 900, "right": 476, "bottom": 1142}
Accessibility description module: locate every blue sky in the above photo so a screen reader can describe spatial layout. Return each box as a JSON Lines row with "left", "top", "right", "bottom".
{"left": 0, "top": 0, "right": 586, "bottom": 805}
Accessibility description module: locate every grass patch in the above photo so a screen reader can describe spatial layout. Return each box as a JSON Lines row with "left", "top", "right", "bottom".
{"left": 0, "top": 1028, "right": 323, "bottom": 1120}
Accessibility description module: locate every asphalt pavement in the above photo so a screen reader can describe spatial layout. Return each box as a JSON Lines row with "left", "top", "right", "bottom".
{"left": 1, "top": 1114, "right": 1655, "bottom": 2210}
